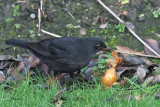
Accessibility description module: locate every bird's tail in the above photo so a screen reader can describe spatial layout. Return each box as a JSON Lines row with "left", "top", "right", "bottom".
{"left": 6, "top": 39, "right": 31, "bottom": 49}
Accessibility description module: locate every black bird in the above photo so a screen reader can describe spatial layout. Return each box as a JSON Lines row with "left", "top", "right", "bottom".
{"left": 6, "top": 37, "right": 112, "bottom": 78}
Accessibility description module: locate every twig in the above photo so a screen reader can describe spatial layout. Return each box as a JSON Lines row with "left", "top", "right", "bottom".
{"left": 115, "top": 50, "right": 160, "bottom": 58}
{"left": 41, "top": 29, "right": 62, "bottom": 38}
{"left": 97, "top": 0, "right": 160, "bottom": 58}
{"left": 152, "top": 31, "right": 160, "bottom": 38}
{"left": 64, "top": 8, "right": 75, "bottom": 20}
{"left": 38, "top": 8, "right": 41, "bottom": 34}
{"left": 62, "top": 0, "right": 75, "bottom": 20}
{"left": 40, "top": 0, "right": 43, "bottom": 10}
{"left": 53, "top": 87, "right": 66, "bottom": 101}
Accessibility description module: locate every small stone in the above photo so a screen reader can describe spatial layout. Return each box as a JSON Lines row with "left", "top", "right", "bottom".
{"left": 17, "top": 35, "right": 21, "bottom": 37}
{"left": 30, "top": 13, "right": 36, "bottom": 19}
{"left": 137, "top": 15, "right": 145, "bottom": 22}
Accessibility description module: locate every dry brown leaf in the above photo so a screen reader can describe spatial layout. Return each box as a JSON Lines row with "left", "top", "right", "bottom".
{"left": 54, "top": 100, "right": 63, "bottom": 107}
{"left": 115, "top": 46, "right": 144, "bottom": 55}
{"left": 28, "top": 55, "right": 37, "bottom": 66}
{"left": 137, "top": 66, "right": 147, "bottom": 82}
{"left": 0, "top": 62, "right": 10, "bottom": 70}
{"left": 99, "top": 23, "right": 108, "bottom": 29}
{"left": 135, "top": 94, "right": 141, "bottom": 100}
{"left": 143, "top": 76, "right": 155, "bottom": 88}
{"left": 0, "top": 55, "right": 17, "bottom": 61}
{"left": 144, "top": 39, "right": 160, "bottom": 55}
{"left": 30, "top": 57, "right": 40, "bottom": 67}
{"left": 150, "top": 75, "right": 160, "bottom": 85}
{"left": 116, "top": 67, "right": 127, "bottom": 77}
{"left": 143, "top": 75, "right": 160, "bottom": 88}
{"left": 80, "top": 28, "right": 86, "bottom": 35}
{"left": 122, "top": 11, "right": 128, "bottom": 15}
{"left": 12, "top": 62, "right": 24, "bottom": 79}
{"left": 93, "top": 15, "right": 100, "bottom": 23}
{"left": 0, "top": 71, "right": 5, "bottom": 82}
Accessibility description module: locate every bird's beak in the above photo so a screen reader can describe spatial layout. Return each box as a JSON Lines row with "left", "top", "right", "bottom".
{"left": 102, "top": 47, "right": 113, "bottom": 51}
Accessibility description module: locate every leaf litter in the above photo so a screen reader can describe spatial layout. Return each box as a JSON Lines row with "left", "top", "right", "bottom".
{"left": 1, "top": 38, "right": 160, "bottom": 104}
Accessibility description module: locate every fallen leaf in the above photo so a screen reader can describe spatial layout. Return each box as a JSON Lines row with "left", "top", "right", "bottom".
{"left": 144, "top": 39, "right": 160, "bottom": 55}
{"left": 143, "top": 75, "right": 160, "bottom": 88}
{"left": 93, "top": 15, "right": 100, "bottom": 23}
{"left": 150, "top": 75, "right": 160, "bottom": 85}
{"left": 86, "top": 59, "right": 98, "bottom": 68}
{"left": 143, "top": 76, "right": 155, "bottom": 88}
{"left": 80, "top": 28, "right": 86, "bottom": 35}
{"left": 126, "top": 22, "right": 135, "bottom": 31}
{"left": 0, "top": 71, "right": 5, "bottom": 82}
{"left": 125, "top": 56, "right": 145, "bottom": 65}
{"left": 99, "top": 23, "right": 108, "bottom": 29}
{"left": 0, "top": 62, "right": 10, "bottom": 70}
{"left": 135, "top": 94, "right": 141, "bottom": 100}
{"left": 115, "top": 46, "right": 144, "bottom": 58}
{"left": 17, "top": 54, "right": 24, "bottom": 62}
{"left": 30, "top": 57, "right": 40, "bottom": 67}
{"left": 116, "top": 67, "right": 127, "bottom": 77}
{"left": 137, "top": 65, "right": 147, "bottom": 82}
{"left": 122, "top": 11, "right": 128, "bottom": 15}
{"left": 121, "top": 0, "right": 129, "bottom": 4}
{"left": 11, "top": 62, "right": 24, "bottom": 79}
{"left": 54, "top": 100, "right": 63, "bottom": 107}
{"left": 0, "top": 55, "right": 17, "bottom": 61}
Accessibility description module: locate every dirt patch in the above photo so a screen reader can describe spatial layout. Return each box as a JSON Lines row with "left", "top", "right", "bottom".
{"left": 0, "top": 0, "right": 160, "bottom": 55}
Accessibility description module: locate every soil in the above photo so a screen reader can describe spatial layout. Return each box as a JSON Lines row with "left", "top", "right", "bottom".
{"left": 0, "top": 0, "right": 160, "bottom": 55}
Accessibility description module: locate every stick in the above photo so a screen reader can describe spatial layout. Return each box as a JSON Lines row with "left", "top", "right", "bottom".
{"left": 41, "top": 29, "right": 62, "bottom": 38}
{"left": 53, "top": 87, "right": 66, "bottom": 101}
{"left": 38, "top": 8, "right": 41, "bottom": 34}
{"left": 97, "top": 0, "right": 160, "bottom": 57}
{"left": 40, "top": 0, "right": 43, "bottom": 10}
{"left": 152, "top": 31, "right": 160, "bottom": 38}
{"left": 115, "top": 50, "right": 160, "bottom": 58}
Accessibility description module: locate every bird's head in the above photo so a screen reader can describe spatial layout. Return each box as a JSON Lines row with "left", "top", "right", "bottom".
{"left": 85, "top": 37, "right": 113, "bottom": 54}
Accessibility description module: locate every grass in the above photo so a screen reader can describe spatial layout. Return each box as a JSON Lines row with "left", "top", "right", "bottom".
{"left": 0, "top": 75, "right": 160, "bottom": 107}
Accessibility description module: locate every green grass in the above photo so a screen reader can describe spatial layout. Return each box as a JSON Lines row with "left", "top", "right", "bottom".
{"left": 0, "top": 76, "right": 160, "bottom": 107}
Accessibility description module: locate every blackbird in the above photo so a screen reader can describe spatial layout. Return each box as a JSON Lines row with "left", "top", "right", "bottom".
{"left": 6, "top": 37, "right": 112, "bottom": 78}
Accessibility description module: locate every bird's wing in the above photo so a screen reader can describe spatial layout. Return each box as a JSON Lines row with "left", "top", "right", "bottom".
{"left": 27, "top": 38, "right": 78, "bottom": 59}
{"left": 27, "top": 38, "right": 54, "bottom": 57}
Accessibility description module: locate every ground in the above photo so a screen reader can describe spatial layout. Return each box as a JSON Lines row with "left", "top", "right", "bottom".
{"left": 1, "top": 0, "right": 160, "bottom": 54}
